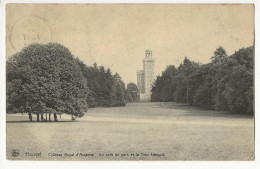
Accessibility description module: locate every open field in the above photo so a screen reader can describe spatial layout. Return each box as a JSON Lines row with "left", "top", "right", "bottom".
{"left": 6, "top": 102, "right": 254, "bottom": 160}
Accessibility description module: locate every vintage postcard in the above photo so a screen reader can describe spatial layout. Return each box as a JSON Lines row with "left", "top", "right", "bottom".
{"left": 6, "top": 4, "right": 254, "bottom": 160}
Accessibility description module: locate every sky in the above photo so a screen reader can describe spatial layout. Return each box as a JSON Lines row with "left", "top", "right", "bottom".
{"left": 6, "top": 4, "right": 254, "bottom": 84}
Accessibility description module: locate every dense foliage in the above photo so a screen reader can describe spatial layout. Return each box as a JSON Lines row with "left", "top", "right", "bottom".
{"left": 7, "top": 43, "right": 89, "bottom": 121}
{"left": 151, "top": 46, "right": 254, "bottom": 114}
{"left": 125, "top": 83, "right": 139, "bottom": 102}
{"left": 76, "top": 60, "right": 126, "bottom": 107}
{"left": 7, "top": 43, "right": 133, "bottom": 122}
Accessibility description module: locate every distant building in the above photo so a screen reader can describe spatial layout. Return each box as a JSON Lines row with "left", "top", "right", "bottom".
{"left": 136, "top": 70, "right": 144, "bottom": 93}
{"left": 136, "top": 49, "right": 155, "bottom": 101}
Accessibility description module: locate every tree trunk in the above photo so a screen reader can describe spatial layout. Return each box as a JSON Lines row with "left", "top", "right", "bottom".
{"left": 28, "top": 112, "right": 32, "bottom": 122}
{"left": 186, "top": 79, "right": 190, "bottom": 106}
{"left": 45, "top": 113, "right": 47, "bottom": 121}
{"left": 54, "top": 113, "right": 57, "bottom": 122}
{"left": 36, "top": 113, "right": 39, "bottom": 122}
{"left": 49, "top": 113, "right": 51, "bottom": 122}
{"left": 41, "top": 114, "right": 44, "bottom": 121}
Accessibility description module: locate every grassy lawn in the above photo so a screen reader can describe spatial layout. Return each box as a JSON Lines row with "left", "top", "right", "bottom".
{"left": 6, "top": 102, "right": 254, "bottom": 160}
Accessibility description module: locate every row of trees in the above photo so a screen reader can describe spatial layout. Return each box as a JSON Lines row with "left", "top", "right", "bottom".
{"left": 76, "top": 60, "right": 138, "bottom": 107}
{"left": 151, "top": 46, "right": 254, "bottom": 115}
{"left": 7, "top": 43, "right": 138, "bottom": 122}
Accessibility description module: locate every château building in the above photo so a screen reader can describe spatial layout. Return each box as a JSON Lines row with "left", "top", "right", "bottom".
{"left": 136, "top": 49, "right": 155, "bottom": 101}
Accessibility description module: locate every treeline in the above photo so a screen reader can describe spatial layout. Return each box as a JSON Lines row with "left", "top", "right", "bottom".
{"left": 151, "top": 46, "right": 254, "bottom": 115}
{"left": 6, "top": 43, "right": 138, "bottom": 122}
{"left": 76, "top": 60, "right": 138, "bottom": 107}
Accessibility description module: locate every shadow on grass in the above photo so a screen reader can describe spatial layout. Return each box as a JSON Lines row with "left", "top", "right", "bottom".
{"left": 180, "top": 111, "right": 254, "bottom": 119}
{"left": 6, "top": 120, "right": 79, "bottom": 123}
{"left": 155, "top": 102, "right": 254, "bottom": 119}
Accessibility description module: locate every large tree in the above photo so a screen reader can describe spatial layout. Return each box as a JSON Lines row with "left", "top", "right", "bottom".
{"left": 6, "top": 43, "right": 89, "bottom": 121}
{"left": 151, "top": 65, "right": 177, "bottom": 102}
{"left": 213, "top": 46, "right": 254, "bottom": 114}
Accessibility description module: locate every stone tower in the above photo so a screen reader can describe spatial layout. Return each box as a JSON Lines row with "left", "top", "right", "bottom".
{"left": 136, "top": 49, "right": 155, "bottom": 101}
{"left": 143, "top": 49, "right": 155, "bottom": 95}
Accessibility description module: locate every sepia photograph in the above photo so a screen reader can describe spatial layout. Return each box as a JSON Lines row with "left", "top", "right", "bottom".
{"left": 4, "top": 3, "right": 255, "bottom": 161}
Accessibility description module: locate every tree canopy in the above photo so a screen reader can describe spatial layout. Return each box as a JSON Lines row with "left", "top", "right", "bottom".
{"left": 7, "top": 43, "right": 89, "bottom": 121}
{"left": 75, "top": 60, "right": 126, "bottom": 107}
{"left": 151, "top": 46, "right": 254, "bottom": 115}
{"left": 125, "top": 83, "right": 139, "bottom": 102}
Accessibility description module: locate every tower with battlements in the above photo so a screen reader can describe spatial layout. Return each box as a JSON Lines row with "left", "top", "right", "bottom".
{"left": 136, "top": 49, "right": 155, "bottom": 101}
